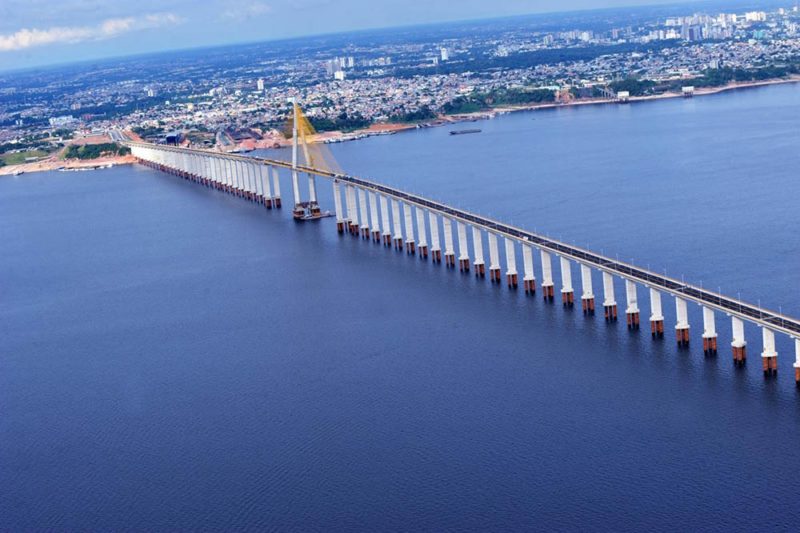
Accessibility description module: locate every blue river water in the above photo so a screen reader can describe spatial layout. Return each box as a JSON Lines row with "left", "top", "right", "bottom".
{"left": 2, "top": 83, "right": 799, "bottom": 531}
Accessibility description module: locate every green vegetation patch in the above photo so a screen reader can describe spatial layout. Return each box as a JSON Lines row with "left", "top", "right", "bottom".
{"left": 64, "top": 143, "right": 130, "bottom": 160}
{"left": 1, "top": 149, "right": 50, "bottom": 165}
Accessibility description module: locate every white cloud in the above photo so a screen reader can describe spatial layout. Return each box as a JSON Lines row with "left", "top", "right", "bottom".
{"left": 0, "top": 12, "right": 182, "bottom": 52}
{"left": 222, "top": 1, "right": 272, "bottom": 20}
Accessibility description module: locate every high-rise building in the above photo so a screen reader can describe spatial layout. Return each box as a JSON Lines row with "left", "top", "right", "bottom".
{"left": 440, "top": 47, "right": 449, "bottom": 62}
{"left": 257, "top": 78, "right": 265, "bottom": 91}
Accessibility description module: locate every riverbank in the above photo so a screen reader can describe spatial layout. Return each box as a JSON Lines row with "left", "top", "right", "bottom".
{"left": 449, "top": 76, "right": 800, "bottom": 121}
{"left": 0, "top": 154, "right": 136, "bottom": 176}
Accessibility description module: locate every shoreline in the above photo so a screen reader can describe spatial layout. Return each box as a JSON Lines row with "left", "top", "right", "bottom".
{"left": 0, "top": 154, "right": 135, "bottom": 176}
{"left": 4, "top": 77, "right": 798, "bottom": 176}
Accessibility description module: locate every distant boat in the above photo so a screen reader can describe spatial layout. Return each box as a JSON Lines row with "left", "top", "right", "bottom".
{"left": 449, "top": 128, "right": 482, "bottom": 135}
{"left": 13, "top": 169, "right": 24, "bottom": 176}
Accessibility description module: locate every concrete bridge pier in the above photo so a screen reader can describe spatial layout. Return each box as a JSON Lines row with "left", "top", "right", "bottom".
{"left": 580, "top": 264, "right": 594, "bottom": 314}
{"left": 429, "top": 211, "right": 442, "bottom": 262}
{"left": 625, "top": 280, "right": 639, "bottom": 329}
{"left": 308, "top": 174, "right": 320, "bottom": 215}
{"left": 560, "top": 257, "right": 573, "bottom": 306}
{"left": 457, "top": 222, "right": 470, "bottom": 272}
{"left": 540, "top": 251, "right": 555, "bottom": 301}
{"left": 345, "top": 185, "right": 357, "bottom": 235}
{"left": 260, "top": 165, "right": 273, "bottom": 208}
{"left": 675, "top": 297, "right": 690, "bottom": 347}
{"left": 245, "top": 162, "right": 256, "bottom": 201}
{"left": 602, "top": 272, "right": 617, "bottom": 322}
{"left": 271, "top": 167, "right": 282, "bottom": 208}
{"left": 731, "top": 316, "right": 747, "bottom": 366}
{"left": 522, "top": 245, "right": 536, "bottom": 294}
{"left": 369, "top": 193, "right": 382, "bottom": 242}
{"left": 761, "top": 328, "right": 778, "bottom": 376}
{"left": 391, "top": 199, "right": 404, "bottom": 250}
{"left": 333, "top": 181, "right": 345, "bottom": 232}
{"left": 415, "top": 208, "right": 428, "bottom": 258}
{"left": 487, "top": 233, "right": 501, "bottom": 282}
{"left": 505, "top": 239, "right": 518, "bottom": 289}
{"left": 443, "top": 217, "right": 456, "bottom": 267}
{"left": 403, "top": 203, "right": 416, "bottom": 254}
{"left": 358, "top": 188, "right": 370, "bottom": 239}
{"left": 472, "top": 227, "right": 485, "bottom": 278}
{"left": 380, "top": 196, "right": 392, "bottom": 246}
{"left": 649, "top": 289, "right": 664, "bottom": 338}
{"left": 702, "top": 307, "right": 718, "bottom": 356}
{"left": 794, "top": 339, "right": 800, "bottom": 385}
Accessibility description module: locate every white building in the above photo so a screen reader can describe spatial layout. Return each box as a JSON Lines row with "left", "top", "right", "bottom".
{"left": 440, "top": 47, "right": 449, "bottom": 62}
{"left": 257, "top": 78, "right": 265, "bottom": 91}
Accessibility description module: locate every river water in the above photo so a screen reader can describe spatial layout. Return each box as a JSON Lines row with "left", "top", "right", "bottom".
{"left": 2, "top": 83, "right": 799, "bottom": 530}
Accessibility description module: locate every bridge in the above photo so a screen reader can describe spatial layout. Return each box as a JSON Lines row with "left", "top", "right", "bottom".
{"left": 127, "top": 140, "right": 800, "bottom": 385}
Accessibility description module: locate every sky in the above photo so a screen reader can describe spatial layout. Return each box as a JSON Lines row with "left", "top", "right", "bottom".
{"left": 0, "top": 0, "right": 715, "bottom": 71}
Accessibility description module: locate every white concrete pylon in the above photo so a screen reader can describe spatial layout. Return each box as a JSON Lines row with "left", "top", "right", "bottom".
{"left": 380, "top": 195, "right": 392, "bottom": 245}
{"left": 504, "top": 238, "right": 518, "bottom": 288}
{"left": 522, "top": 245, "right": 535, "bottom": 292}
{"left": 391, "top": 199, "right": 404, "bottom": 249}
{"left": 602, "top": 272, "right": 617, "bottom": 321}
{"left": 428, "top": 211, "right": 441, "bottom": 262}
{"left": 403, "top": 202, "right": 416, "bottom": 253}
{"left": 472, "top": 227, "right": 485, "bottom": 278}
{"left": 358, "top": 188, "right": 370, "bottom": 238}
{"left": 702, "top": 307, "right": 718, "bottom": 355}
{"left": 624, "top": 280, "right": 639, "bottom": 329}
{"left": 308, "top": 174, "right": 318, "bottom": 204}
{"left": 415, "top": 207, "right": 428, "bottom": 257}
{"left": 443, "top": 217, "right": 455, "bottom": 267}
{"left": 271, "top": 167, "right": 282, "bottom": 207}
{"left": 560, "top": 256, "right": 573, "bottom": 306}
{"left": 761, "top": 327, "right": 778, "bottom": 376}
{"left": 649, "top": 288, "right": 664, "bottom": 337}
{"left": 580, "top": 264, "right": 594, "bottom": 313}
{"left": 540, "top": 250, "right": 554, "bottom": 300}
{"left": 731, "top": 316, "right": 747, "bottom": 366}
{"left": 487, "top": 233, "right": 501, "bottom": 282}
{"left": 332, "top": 181, "right": 344, "bottom": 232}
{"left": 457, "top": 222, "right": 470, "bottom": 271}
{"left": 369, "top": 192, "right": 381, "bottom": 241}
{"left": 793, "top": 338, "right": 800, "bottom": 384}
{"left": 260, "top": 165, "right": 273, "bottom": 207}
{"left": 675, "top": 297, "right": 690, "bottom": 347}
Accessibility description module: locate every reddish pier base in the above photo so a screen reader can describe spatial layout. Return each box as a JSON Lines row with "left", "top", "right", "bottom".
{"left": 336, "top": 221, "right": 345, "bottom": 233}
{"left": 676, "top": 327, "right": 690, "bottom": 348}
{"left": 733, "top": 345, "right": 747, "bottom": 367}
{"left": 604, "top": 304, "right": 618, "bottom": 322}
{"left": 542, "top": 284, "right": 555, "bottom": 302}
{"left": 489, "top": 267, "right": 502, "bottom": 283}
{"left": 651, "top": 319, "right": 664, "bottom": 338}
{"left": 582, "top": 297, "right": 595, "bottom": 315}
{"left": 419, "top": 245, "right": 428, "bottom": 259}
{"left": 406, "top": 241, "right": 416, "bottom": 255}
{"left": 507, "top": 273, "right": 518, "bottom": 289}
{"left": 383, "top": 234, "right": 392, "bottom": 247}
{"left": 394, "top": 238, "right": 403, "bottom": 251}
{"left": 795, "top": 367, "right": 800, "bottom": 386}
{"left": 372, "top": 230, "right": 381, "bottom": 242}
{"left": 274, "top": 198, "right": 282, "bottom": 208}
{"left": 432, "top": 249, "right": 442, "bottom": 263}
{"left": 762, "top": 356, "right": 778, "bottom": 377}
{"left": 459, "top": 258, "right": 470, "bottom": 272}
{"left": 703, "top": 336, "right": 718, "bottom": 356}
{"left": 626, "top": 312, "right": 640, "bottom": 330}
{"left": 445, "top": 253, "right": 456, "bottom": 268}
{"left": 475, "top": 263, "right": 486, "bottom": 278}
{"left": 524, "top": 278, "right": 536, "bottom": 294}
{"left": 562, "top": 291, "right": 574, "bottom": 307}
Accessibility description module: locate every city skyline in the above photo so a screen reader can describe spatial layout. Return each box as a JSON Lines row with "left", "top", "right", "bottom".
{"left": 1, "top": 0, "right": 723, "bottom": 71}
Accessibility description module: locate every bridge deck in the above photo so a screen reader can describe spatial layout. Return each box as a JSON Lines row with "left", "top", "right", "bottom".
{"left": 128, "top": 143, "right": 800, "bottom": 339}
